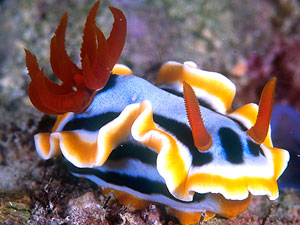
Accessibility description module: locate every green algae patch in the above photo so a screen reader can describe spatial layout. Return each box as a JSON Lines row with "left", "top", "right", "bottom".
{"left": 0, "top": 192, "right": 31, "bottom": 225}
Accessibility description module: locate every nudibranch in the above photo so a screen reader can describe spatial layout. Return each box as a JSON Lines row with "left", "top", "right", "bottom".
{"left": 25, "top": 1, "right": 290, "bottom": 224}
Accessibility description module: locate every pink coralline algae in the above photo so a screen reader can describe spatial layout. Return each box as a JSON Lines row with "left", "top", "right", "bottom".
{"left": 244, "top": 36, "right": 300, "bottom": 112}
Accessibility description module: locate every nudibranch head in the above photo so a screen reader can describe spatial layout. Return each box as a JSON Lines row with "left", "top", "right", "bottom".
{"left": 25, "top": 1, "right": 126, "bottom": 115}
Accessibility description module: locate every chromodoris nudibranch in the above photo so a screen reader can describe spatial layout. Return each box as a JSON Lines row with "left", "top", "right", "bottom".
{"left": 25, "top": 1, "right": 290, "bottom": 224}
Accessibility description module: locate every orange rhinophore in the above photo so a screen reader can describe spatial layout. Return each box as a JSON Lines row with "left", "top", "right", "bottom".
{"left": 25, "top": 1, "right": 126, "bottom": 114}
{"left": 183, "top": 80, "right": 212, "bottom": 151}
{"left": 247, "top": 77, "right": 276, "bottom": 144}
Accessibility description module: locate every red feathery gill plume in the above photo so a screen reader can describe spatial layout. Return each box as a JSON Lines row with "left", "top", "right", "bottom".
{"left": 25, "top": 1, "right": 126, "bottom": 114}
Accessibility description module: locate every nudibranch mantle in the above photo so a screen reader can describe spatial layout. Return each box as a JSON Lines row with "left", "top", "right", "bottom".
{"left": 26, "top": 1, "right": 290, "bottom": 224}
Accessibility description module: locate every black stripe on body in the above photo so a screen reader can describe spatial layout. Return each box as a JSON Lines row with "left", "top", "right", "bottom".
{"left": 230, "top": 118, "right": 248, "bottom": 132}
{"left": 63, "top": 112, "right": 213, "bottom": 167}
{"left": 63, "top": 111, "right": 213, "bottom": 167}
{"left": 63, "top": 112, "right": 120, "bottom": 131}
{"left": 219, "top": 127, "right": 244, "bottom": 164}
{"left": 63, "top": 157, "right": 206, "bottom": 203}
{"left": 109, "top": 142, "right": 157, "bottom": 165}
{"left": 153, "top": 115, "right": 213, "bottom": 166}
{"left": 247, "top": 140, "right": 265, "bottom": 157}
